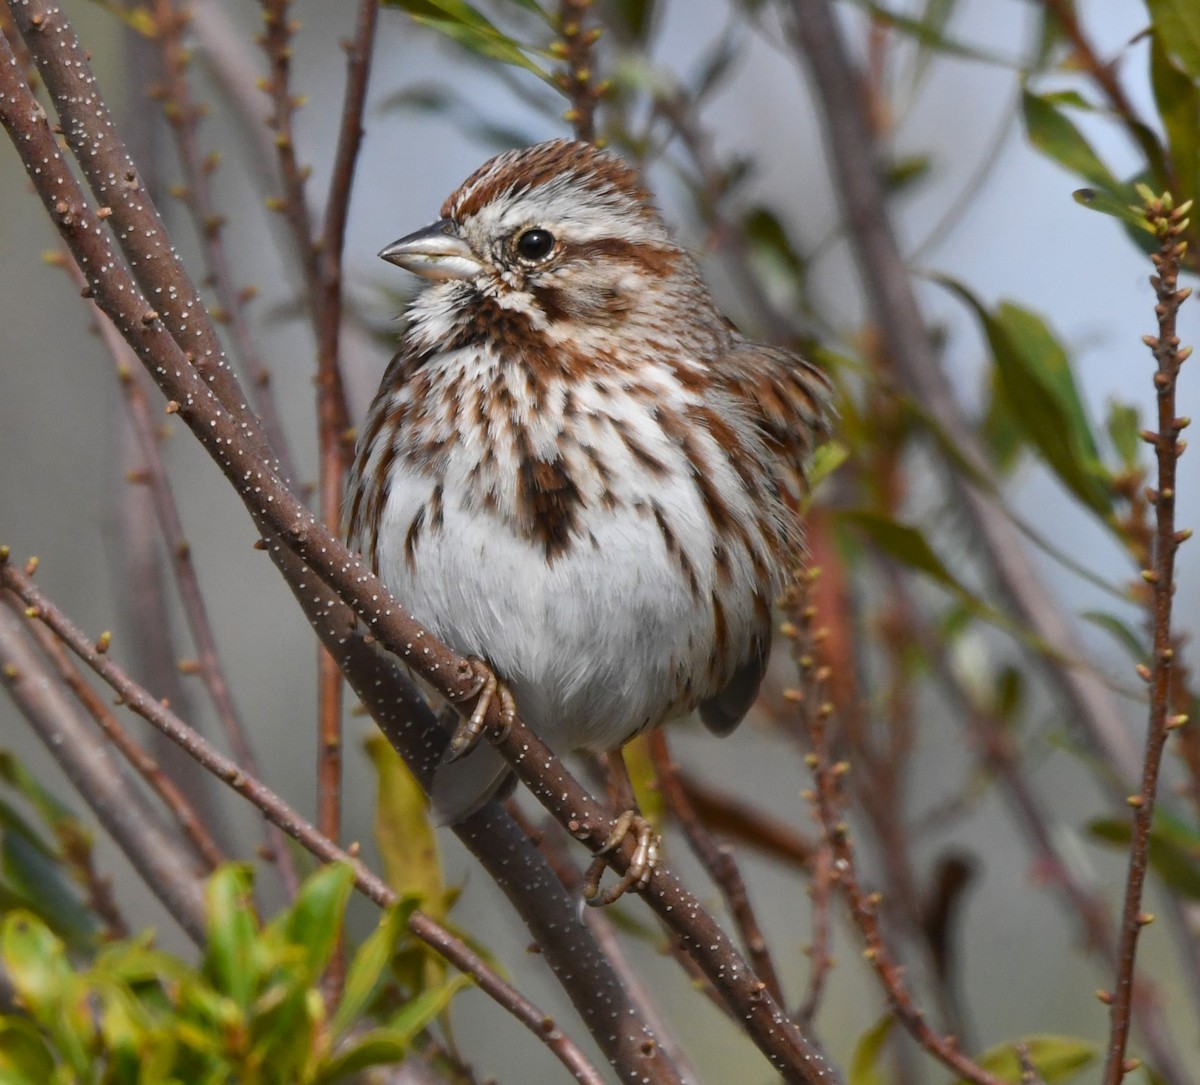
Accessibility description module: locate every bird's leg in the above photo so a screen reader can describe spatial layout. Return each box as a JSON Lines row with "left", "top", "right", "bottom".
{"left": 444, "top": 656, "right": 516, "bottom": 762}
{"left": 582, "top": 750, "right": 661, "bottom": 906}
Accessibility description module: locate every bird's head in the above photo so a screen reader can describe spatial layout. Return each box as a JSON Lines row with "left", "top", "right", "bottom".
{"left": 379, "top": 139, "right": 690, "bottom": 328}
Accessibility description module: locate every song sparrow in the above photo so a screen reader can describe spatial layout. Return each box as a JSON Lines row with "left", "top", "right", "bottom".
{"left": 349, "top": 139, "right": 832, "bottom": 828}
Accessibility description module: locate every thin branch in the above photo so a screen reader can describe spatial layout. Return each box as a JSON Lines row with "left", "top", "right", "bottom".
{"left": 312, "top": 0, "right": 379, "bottom": 868}
{"left": 0, "top": 594, "right": 210, "bottom": 945}
{"left": 782, "top": 569, "right": 1007, "bottom": 1085}
{"left": 1101, "top": 195, "right": 1193, "bottom": 1085}
{"left": 556, "top": 0, "right": 603, "bottom": 143}
{"left": 258, "top": 0, "right": 319, "bottom": 293}
{"left": 150, "top": 0, "right": 300, "bottom": 484}
{"left": 649, "top": 730, "right": 785, "bottom": 1007}
{"left": 0, "top": 558, "right": 608, "bottom": 1085}
{"left": 22, "top": 609, "right": 225, "bottom": 873}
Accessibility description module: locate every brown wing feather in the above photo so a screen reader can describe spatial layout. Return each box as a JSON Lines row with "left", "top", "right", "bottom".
{"left": 698, "top": 342, "right": 833, "bottom": 737}
{"left": 718, "top": 342, "right": 834, "bottom": 497}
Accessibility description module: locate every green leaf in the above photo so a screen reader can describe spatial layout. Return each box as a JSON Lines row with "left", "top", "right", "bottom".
{"left": 849, "top": 1015, "right": 894, "bottom": 1085}
{"left": 1, "top": 830, "right": 96, "bottom": 945}
{"left": 0, "top": 751, "right": 78, "bottom": 832}
{"left": 331, "top": 902, "right": 413, "bottom": 1037}
{"left": 939, "top": 281, "right": 1113, "bottom": 517}
{"left": 1, "top": 912, "right": 93, "bottom": 1076}
{"left": 1146, "top": 0, "right": 1200, "bottom": 79}
{"left": 1072, "top": 187, "right": 1158, "bottom": 236}
{"left": 848, "top": 1, "right": 1015, "bottom": 67}
{"left": 1106, "top": 400, "right": 1143, "bottom": 469}
{"left": 283, "top": 863, "right": 355, "bottom": 983}
{"left": 366, "top": 735, "right": 447, "bottom": 919}
{"left": 1150, "top": 31, "right": 1200, "bottom": 206}
{"left": 1022, "top": 89, "right": 1121, "bottom": 192}
{"left": 836, "top": 510, "right": 967, "bottom": 595}
{"left": 381, "top": 0, "right": 551, "bottom": 79}
{"left": 203, "top": 864, "right": 259, "bottom": 1010}
{"left": 0, "top": 1018, "right": 55, "bottom": 1080}
{"left": 806, "top": 440, "right": 848, "bottom": 494}
{"left": 1089, "top": 817, "right": 1200, "bottom": 900}
{"left": 315, "top": 981, "right": 468, "bottom": 1084}
{"left": 885, "top": 153, "right": 932, "bottom": 193}
{"left": 1080, "top": 611, "right": 1147, "bottom": 664}
{"left": 959, "top": 1034, "right": 1096, "bottom": 1084}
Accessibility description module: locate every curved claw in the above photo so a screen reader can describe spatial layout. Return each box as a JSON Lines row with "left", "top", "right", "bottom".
{"left": 444, "top": 657, "right": 516, "bottom": 763}
{"left": 582, "top": 810, "right": 660, "bottom": 907}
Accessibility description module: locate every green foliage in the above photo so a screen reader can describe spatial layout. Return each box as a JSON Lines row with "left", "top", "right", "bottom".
{"left": 1090, "top": 813, "right": 1200, "bottom": 901}
{"left": 848, "top": 1016, "right": 895, "bottom": 1085}
{"left": 381, "top": 0, "right": 553, "bottom": 80}
{"left": 954, "top": 1035, "right": 1096, "bottom": 1084}
{"left": 940, "top": 282, "right": 1114, "bottom": 518}
{"left": 0, "top": 751, "right": 98, "bottom": 947}
{"left": 0, "top": 864, "right": 465, "bottom": 1084}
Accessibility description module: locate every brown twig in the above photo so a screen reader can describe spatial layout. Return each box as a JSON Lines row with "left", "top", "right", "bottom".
{"left": 0, "top": 558, "right": 608, "bottom": 1085}
{"left": 795, "top": 836, "right": 835, "bottom": 1027}
{"left": 21, "top": 610, "right": 225, "bottom": 873}
{"left": 312, "top": 0, "right": 378, "bottom": 871}
{"left": 258, "top": 0, "right": 318, "bottom": 293}
{"left": 149, "top": 0, "right": 299, "bottom": 485}
{"left": 0, "top": 595, "right": 210, "bottom": 945}
{"left": 674, "top": 770, "right": 815, "bottom": 867}
{"left": 1101, "top": 193, "right": 1193, "bottom": 1085}
{"left": 555, "top": 0, "right": 603, "bottom": 143}
{"left": 649, "top": 730, "right": 785, "bottom": 1007}
{"left": 782, "top": 569, "right": 1007, "bottom": 1085}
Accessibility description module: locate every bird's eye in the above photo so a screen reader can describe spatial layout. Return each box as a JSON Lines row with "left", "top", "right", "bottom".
{"left": 514, "top": 228, "right": 555, "bottom": 263}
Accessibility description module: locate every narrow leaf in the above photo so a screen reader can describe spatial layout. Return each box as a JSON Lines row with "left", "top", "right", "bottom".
{"left": 1089, "top": 817, "right": 1200, "bottom": 899}
{"left": 939, "top": 280, "right": 1112, "bottom": 516}
{"left": 1150, "top": 31, "right": 1200, "bottom": 207}
{"left": 382, "top": 0, "right": 550, "bottom": 79}
{"left": 1146, "top": 0, "right": 1200, "bottom": 79}
{"left": 1022, "top": 89, "right": 1121, "bottom": 191}
{"left": 849, "top": 1016, "right": 895, "bottom": 1085}
{"left": 366, "top": 735, "right": 446, "bottom": 919}
{"left": 836, "top": 510, "right": 967, "bottom": 594}
{"left": 331, "top": 903, "right": 411, "bottom": 1037}
{"left": 1080, "top": 611, "right": 1147, "bottom": 664}
{"left": 959, "top": 1034, "right": 1095, "bottom": 1084}
{"left": 203, "top": 864, "right": 259, "bottom": 1010}
{"left": 284, "top": 863, "right": 355, "bottom": 982}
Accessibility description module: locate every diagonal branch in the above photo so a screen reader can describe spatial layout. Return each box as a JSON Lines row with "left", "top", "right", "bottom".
{"left": 0, "top": 594, "right": 210, "bottom": 945}
{"left": 0, "top": 561, "right": 608, "bottom": 1085}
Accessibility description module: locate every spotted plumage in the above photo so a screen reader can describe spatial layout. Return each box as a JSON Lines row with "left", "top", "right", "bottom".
{"left": 348, "top": 139, "right": 832, "bottom": 821}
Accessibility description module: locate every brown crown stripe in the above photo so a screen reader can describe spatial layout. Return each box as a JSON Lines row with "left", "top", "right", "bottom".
{"left": 443, "top": 139, "right": 652, "bottom": 222}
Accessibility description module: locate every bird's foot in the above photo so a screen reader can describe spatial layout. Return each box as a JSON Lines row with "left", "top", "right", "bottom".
{"left": 582, "top": 809, "right": 660, "bottom": 907}
{"left": 444, "top": 657, "right": 516, "bottom": 762}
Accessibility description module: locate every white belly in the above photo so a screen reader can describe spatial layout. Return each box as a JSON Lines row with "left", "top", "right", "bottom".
{"left": 375, "top": 473, "right": 724, "bottom": 752}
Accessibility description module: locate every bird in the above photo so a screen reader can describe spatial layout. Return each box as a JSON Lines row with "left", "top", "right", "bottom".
{"left": 348, "top": 138, "right": 832, "bottom": 849}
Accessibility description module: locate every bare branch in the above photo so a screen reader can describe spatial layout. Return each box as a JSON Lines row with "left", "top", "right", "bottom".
{"left": 0, "top": 595, "right": 209, "bottom": 945}
{"left": 1101, "top": 194, "right": 1193, "bottom": 1085}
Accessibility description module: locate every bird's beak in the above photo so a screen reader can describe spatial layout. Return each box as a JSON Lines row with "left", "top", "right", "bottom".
{"left": 378, "top": 219, "right": 483, "bottom": 281}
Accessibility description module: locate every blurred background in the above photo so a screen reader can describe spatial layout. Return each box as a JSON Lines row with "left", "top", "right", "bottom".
{"left": 2, "top": 1, "right": 1198, "bottom": 1081}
